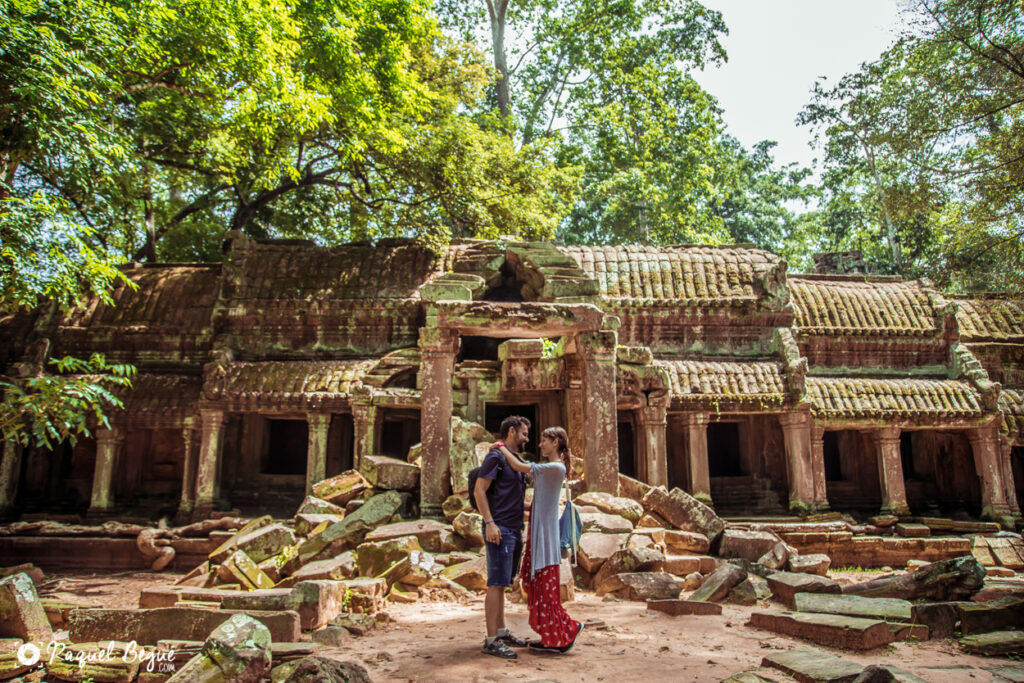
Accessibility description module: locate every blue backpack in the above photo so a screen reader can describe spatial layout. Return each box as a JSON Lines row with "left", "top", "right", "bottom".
{"left": 559, "top": 496, "right": 583, "bottom": 562}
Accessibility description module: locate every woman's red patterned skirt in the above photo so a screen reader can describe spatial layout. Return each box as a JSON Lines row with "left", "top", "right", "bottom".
{"left": 520, "top": 536, "right": 581, "bottom": 647}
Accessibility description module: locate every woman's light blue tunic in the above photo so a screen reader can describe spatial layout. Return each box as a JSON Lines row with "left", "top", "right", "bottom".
{"left": 529, "top": 461, "right": 566, "bottom": 576}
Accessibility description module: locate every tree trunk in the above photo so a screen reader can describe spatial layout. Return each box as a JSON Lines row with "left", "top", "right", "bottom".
{"left": 485, "top": 0, "right": 512, "bottom": 121}
{"left": 843, "top": 555, "right": 985, "bottom": 601}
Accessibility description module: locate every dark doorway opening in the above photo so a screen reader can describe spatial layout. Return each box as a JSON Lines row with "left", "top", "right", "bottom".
{"left": 707, "top": 422, "right": 742, "bottom": 477}
{"left": 485, "top": 403, "right": 538, "bottom": 456}
{"left": 617, "top": 419, "right": 636, "bottom": 478}
{"left": 380, "top": 409, "right": 421, "bottom": 461}
{"left": 327, "top": 414, "right": 354, "bottom": 476}
{"left": 458, "top": 336, "right": 502, "bottom": 362}
{"left": 823, "top": 431, "right": 843, "bottom": 481}
{"left": 1013, "top": 447, "right": 1024, "bottom": 509}
{"left": 263, "top": 419, "right": 307, "bottom": 475}
{"left": 483, "top": 260, "right": 525, "bottom": 301}
{"left": 900, "top": 432, "right": 917, "bottom": 480}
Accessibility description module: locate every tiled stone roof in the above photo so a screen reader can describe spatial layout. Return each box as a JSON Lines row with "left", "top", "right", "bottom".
{"left": 655, "top": 359, "right": 788, "bottom": 402}
{"left": 953, "top": 295, "right": 1024, "bottom": 342}
{"left": 791, "top": 276, "right": 940, "bottom": 336}
{"left": 562, "top": 245, "right": 783, "bottom": 303}
{"left": 1000, "top": 389, "right": 1024, "bottom": 443}
{"left": 807, "top": 377, "right": 984, "bottom": 419}
{"left": 115, "top": 374, "right": 202, "bottom": 413}
{"left": 233, "top": 241, "right": 441, "bottom": 300}
{"left": 58, "top": 265, "right": 220, "bottom": 332}
{"left": 204, "top": 360, "right": 378, "bottom": 402}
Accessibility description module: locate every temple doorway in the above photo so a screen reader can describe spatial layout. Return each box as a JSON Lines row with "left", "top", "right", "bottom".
{"left": 822, "top": 430, "right": 882, "bottom": 512}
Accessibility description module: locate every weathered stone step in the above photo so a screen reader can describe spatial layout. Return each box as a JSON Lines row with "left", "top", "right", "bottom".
{"left": 960, "top": 630, "right": 1024, "bottom": 655}
{"left": 793, "top": 592, "right": 913, "bottom": 622}
{"left": 67, "top": 607, "right": 300, "bottom": 644}
{"left": 765, "top": 571, "right": 841, "bottom": 608}
{"left": 958, "top": 596, "right": 1024, "bottom": 635}
{"left": 748, "top": 611, "right": 893, "bottom": 650}
{"left": 760, "top": 647, "right": 864, "bottom": 683}
{"left": 646, "top": 599, "right": 722, "bottom": 616}
{"left": 723, "top": 667, "right": 799, "bottom": 683}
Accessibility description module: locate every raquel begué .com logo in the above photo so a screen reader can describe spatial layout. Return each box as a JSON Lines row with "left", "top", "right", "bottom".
{"left": 12, "top": 640, "right": 177, "bottom": 673}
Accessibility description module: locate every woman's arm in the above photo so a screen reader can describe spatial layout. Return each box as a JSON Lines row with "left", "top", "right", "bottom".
{"left": 493, "top": 443, "right": 531, "bottom": 474}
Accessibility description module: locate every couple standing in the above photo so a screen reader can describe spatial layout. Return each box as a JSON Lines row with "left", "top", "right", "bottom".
{"left": 472, "top": 415, "right": 584, "bottom": 659}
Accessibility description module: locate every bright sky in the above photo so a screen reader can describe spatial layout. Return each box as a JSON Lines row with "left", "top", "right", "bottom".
{"left": 695, "top": 0, "right": 905, "bottom": 173}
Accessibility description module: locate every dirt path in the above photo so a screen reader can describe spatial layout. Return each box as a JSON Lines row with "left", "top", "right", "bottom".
{"left": 37, "top": 572, "right": 1011, "bottom": 682}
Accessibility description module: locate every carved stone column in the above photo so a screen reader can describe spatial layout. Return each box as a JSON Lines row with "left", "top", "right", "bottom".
{"left": 685, "top": 413, "right": 711, "bottom": 502}
{"left": 0, "top": 440, "right": 23, "bottom": 518}
{"left": 579, "top": 331, "right": 618, "bottom": 494}
{"left": 779, "top": 412, "right": 815, "bottom": 514}
{"left": 194, "top": 409, "right": 226, "bottom": 518}
{"left": 306, "top": 413, "right": 331, "bottom": 493}
{"left": 177, "top": 417, "right": 199, "bottom": 522}
{"left": 810, "top": 424, "right": 829, "bottom": 510}
{"left": 873, "top": 427, "right": 910, "bottom": 516}
{"left": 969, "top": 424, "right": 1017, "bottom": 524}
{"left": 638, "top": 402, "right": 668, "bottom": 487}
{"left": 999, "top": 439, "right": 1022, "bottom": 523}
{"left": 350, "top": 402, "right": 379, "bottom": 471}
{"left": 89, "top": 427, "right": 124, "bottom": 513}
{"left": 418, "top": 328, "right": 458, "bottom": 517}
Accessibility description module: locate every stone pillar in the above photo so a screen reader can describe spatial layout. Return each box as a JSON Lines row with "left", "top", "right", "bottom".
{"left": 873, "top": 427, "right": 910, "bottom": 516}
{"left": 999, "top": 440, "right": 1022, "bottom": 523}
{"left": 351, "top": 402, "right": 379, "bottom": 471}
{"left": 685, "top": 413, "right": 711, "bottom": 502}
{"left": 177, "top": 417, "right": 199, "bottom": 522}
{"left": 194, "top": 409, "right": 225, "bottom": 518}
{"left": 565, "top": 357, "right": 585, "bottom": 480}
{"left": 969, "top": 424, "right": 1017, "bottom": 524}
{"left": 779, "top": 412, "right": 815, "bottom": 514}
{"left": 89, "top": 427, "right": 123, "bottom": 513}
{"left": 810, "top": 424, "right": 829, "bottom": 510}
{"left": 0, "top": 440, "right": 23, "bottom": 518}
{"left": 579, "top": 331, "right": 618, "bottom": 494}
{"left": 306, "top": 413, "right": 331, "bottom": 493}
{"left": 419, "top": 328, "right": 458, "bottom": 517}
{"left": 637, "top": 402, "right": 668, "bottom": 487}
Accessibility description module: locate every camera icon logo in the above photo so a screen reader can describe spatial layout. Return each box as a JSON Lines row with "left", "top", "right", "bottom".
{"left": 17, "top": 642, "right": 41, "bottom": 666}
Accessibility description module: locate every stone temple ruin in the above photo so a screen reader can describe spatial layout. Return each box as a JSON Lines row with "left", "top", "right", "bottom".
{"left": 1, "top": 234, "right": 1021, "bottom": 528}
{"left": 3, "top": 235, "right": 1024, "bottom": 680}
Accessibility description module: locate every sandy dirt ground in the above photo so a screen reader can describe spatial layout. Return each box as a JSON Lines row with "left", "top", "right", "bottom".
{"left": 36, "top": 571, "right": 1016, "bottom": 682}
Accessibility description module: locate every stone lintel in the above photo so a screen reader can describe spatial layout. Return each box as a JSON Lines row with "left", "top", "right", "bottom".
{"left": 432, "top": 301, "right": 605, "bottom": 337}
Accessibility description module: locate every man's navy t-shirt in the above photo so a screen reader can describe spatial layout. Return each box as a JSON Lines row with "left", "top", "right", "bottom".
{"left": 478, "top": 448, "right": 527, "bottom": 530}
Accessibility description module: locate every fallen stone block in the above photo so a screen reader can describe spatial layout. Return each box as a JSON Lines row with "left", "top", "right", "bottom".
{"left": 440, "top": 556, "right": 487, "bottom": 591}
{"left": 356, "top": 535, "right": 423, "bottom": 578}
{"left": 596, "top": 572, "right": 682, "bottom": 601}
{"left": 794, "top": 593, "right": 912, "bottom": 622}
{"left": 441, "top": 494, "right": 470, "bottom": 522}
{"left": 224, "top": 550, "right": 275, "bottom": 590}
{"left": 646, "top": 599, "right": 722, "bottom": 616}
{"left": 958, "top": 596, "right": 1024, "bottom": 635}
{"left": 208, "top": 516, "right": 273, "bottom": 564}
{"left": 748, "top": 611, "right": 893, "bottom": 650}
{"left": 788, "top": 554, "right": 831, "bottom": 576}
{"left": 311, "top": 624, "right": 349, "bottom": 646}
{"left": 758, "top": 542, "right": 791, "bottom": 571}
{"left": 973, "top": 579, "right": 1024, "bottom": 602}
{"left": 67, "top": 607, "right": 299, "bottom": 645}
{"left": 986, "top": 566, "right": 1016, "bottom": 578}
{"left": 359, "top": 455, "right": 420, "bottom": 491}
{"left": 719, "top": 529, "right": 782, "bottom": 563}
{"left": 690, "top": 563, "right": 746, "bottom": 603}
{"left": 723, "top": 667, "right": 801, "bottom": 683}
{"left": 232, "top": 523, "right": 296, "bottom": 564}
{"left": 842, "top": 555, "right": 985, "bottom": 601}
{"left": 287, "top": 491, "right": 403, "bottom": 570}
{"left": 618, "top": 473, "right": 654, "bottom": 503}
{"left": 139, "top": 586, "right": 242, "bottom": 609}
{"left": 638, "top": 512, "right": 669, "bottom": 528}
{"left": 574, "top": 492, "right": 644, "bottom": 524}
{"left": 296, "top": 495, "right": 345, "bottom": 516}
{"left": 761, "top": 647, "right": 865, "bottom": 683}
{"left": 766, "top": 571, "right": 841, "bottom": 609}
{"left": 341, "top": 578, "right": 387, "bottom": 614}
{"left": 451, "top": 511, "right": 484, "bottom": 546}
{"left": 581, "top": 511, "right": 634, "bottom": 534}
{"left": 166, "top": 613, "right": 271, "bottom": 683}
{"left": 960, "top": 629, "right": 1024, "bottom": 656}
{"left": 727, "top": 576, "right": 771, "bottom": 605}
{"left": 295, "top": 513, "right": 343, "bottom": 537}
{"left": 894, "top": 523, "right": 930, "bottom": 538}
{"left": 311, "top": 470, "right": 370, "bottom": 506}
{"left": 641, "top": 487, "right": 725, "bottom": 542}
{"left": 660, "top": 555, "right": 715, "bottom": 576}
{"left": 0, "top": 642, "right": 34, "bottom": 680}
{"left": 987, "top": 537, "right": 1024, "bottom": 570}
{"left": 285, "top": 553, "right": 357, "bottom": 585}
{"left": 663, "top": 529, "right": 710, "bottom": 554}
{"left": 0, "top": 564, "right": 45, "bottom": 586}
{"left": 0, "top": 572, "right": 53, "bottom": 642}
{"left": 592, "top": 547, "right": 664, "bottom": 589}
{"left": 280, "top": 656, "right": 372, "bottom": 683}
{"left": 972, "top": 536, "right": 997, "bottom": 567}
{"left": 910, "top": 602, "right": 970, "bottom": 639}
{"left": 577, "top": 532, "right": 628, "bottom": 574}
{"left": 364, "top": 519, "right": 451, "bottom": 552}
{"left": 885, "top": 622, "right": 929, "bottom": 643}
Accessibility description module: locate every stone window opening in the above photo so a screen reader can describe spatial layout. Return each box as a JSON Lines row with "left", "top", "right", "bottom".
{"left": 261, "top": 418, "right": 308, "bottom": 476}
{"left": 823, "top": 431, "right": 844, "bottom": 482}
{"left": 482, "top": 260, "right": 526, "bottom": 301}
{"left": 379, "top": 409, "right": 421, "bottom": 461}
{"left": 458, "top": 336, "right": 502, "bottom": 362}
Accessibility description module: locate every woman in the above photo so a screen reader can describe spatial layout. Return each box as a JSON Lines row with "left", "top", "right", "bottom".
{"left": 494, "top": 426, "right": 584, "bottom": 653}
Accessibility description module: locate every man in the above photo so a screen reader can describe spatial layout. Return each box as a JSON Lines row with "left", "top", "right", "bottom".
{"left": 474, "top": 415, "right": 531, "bottom": 659}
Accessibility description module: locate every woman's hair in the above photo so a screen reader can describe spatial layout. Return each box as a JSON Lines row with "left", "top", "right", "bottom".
{"left": 542, "top": 426, "right": 570, "bottom": 467}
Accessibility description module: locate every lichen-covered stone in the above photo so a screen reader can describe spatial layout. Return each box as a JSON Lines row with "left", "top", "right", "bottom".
{"left": 595, "top": 572, "right": 682, "bottom": 601}
{"left": 451, "top": 511, "right": 484, "bottom": 546}
{"left": 0, "top": 572, "right": 53, "bottom": 642}
{"left": 359, "top": 455, "right": 420, "bottom": 491}
{"left": 441, "top": 557, "right": 488, "bottom": 591}
{"left": 690, "top": 563, "right": 747, "bottom": 603}
{"left": 441, "top": 495, "right": 470, "bottom": 522}
{"left": 592, "top": 547, "right": 665, "bottom": 589}
{"left": 364, "top": 519, "right": 451, "bottom": 552}
{"left": 718, "top": 529, "right": 783, "bottom": 563}
{"left": 280, "top": 656, "right": 372, "bottom": 683}
{"left": 641, "top": 487, "right": 725, "bottom": 542}
{"left": 167, "top": 613, "right": 271, "bottom": 683}
{"left": 311, "top": 471, "right": 369, "bottom": 506}
{"left": 580, "top": 511, "right": 634, "bottom": 534}
{"left": 577, "top": 532, "right": 628, "bottom": 574}
{"left": 296, "top": 496, "right": 345, "bottom": 516}
{"left": 574, "top": 492, "right": 644, "bottom": 524}
{"left": 450, "top": 417, "right": 492, "bottom": 494}
{"left": 209, "top": 516, "right": 273, "bottom": 564}
{"left": 355, "top": 535, "right": 423, "bottom": 578}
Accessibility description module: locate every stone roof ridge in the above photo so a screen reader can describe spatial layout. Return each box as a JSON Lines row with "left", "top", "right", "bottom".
{"left": 791, "top": 275, "right": 945, "bottom": 336}
{"left": 950, "top": 293, "right": 1024, "bottom": 342}
{"left": 792, "top": 272, "right": 905, "bottom": 283}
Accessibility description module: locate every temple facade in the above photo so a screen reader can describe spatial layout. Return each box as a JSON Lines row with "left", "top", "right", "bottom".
{"left": 1, "top": 234, "right": 1021, "bottom": 526}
